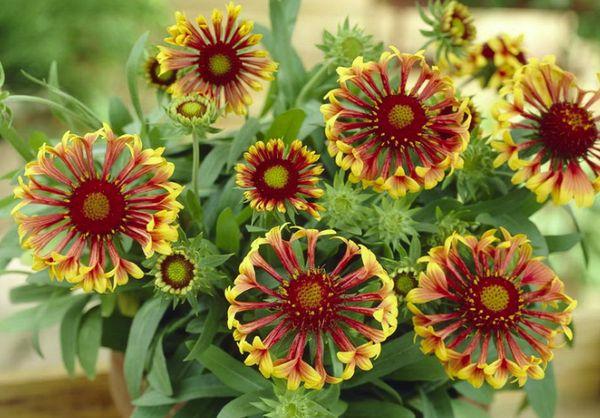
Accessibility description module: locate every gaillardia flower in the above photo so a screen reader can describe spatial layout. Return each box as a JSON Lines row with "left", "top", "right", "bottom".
{"left": 321, "top": 48, "right": 470, "bottom": 198}
{"left": 317, "top": 18, "right": 383, "bottom": 67}
{"left": 226, "top": 226, "right": 397, "bottom": 389}
{"left": 157, "top": 2, "right": 277, "bottom": 114}
{"left": 492, "top": 56, "right": 600, "bottom": 207}
{"left": 12, "top": 125, "right": 182, "bottom": 292}
{"left": 168, "top": 93, "right": 218, "bottom": 130}
{"left": 154, "top": 249, "right": 199, "bottom": 297}
{"left": 144, "top": 54, "right": 178, "bottom": 90}
{"left": 407, "top": 228, "right": 575, "bottom": 389}
{"left": 235, "top": 139, "right": 325, "bottom": 219}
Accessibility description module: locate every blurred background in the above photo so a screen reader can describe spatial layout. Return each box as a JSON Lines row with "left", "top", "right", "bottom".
{"left": 0, "top": 0, "right": 599, "bottom": 417}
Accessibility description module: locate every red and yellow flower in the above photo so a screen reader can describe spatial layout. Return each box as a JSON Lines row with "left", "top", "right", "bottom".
{"left": 226, "top": 226, "right": 397, "bottom": 389}
{"left": 321, "top": 48, "right": 470, "bottom": 198}
{"left": 144, "top": 54, "right": 178, "bottom": 91}
{"left": 157, "top": 2, "right": 277, "bottom": 114}
{"left": 492, "top": 56, "right": 600, "bottom": 207}
{"left": 12, "top": 125, "right": 182, "bottom": 292}
{"left": 235, "top": 139, "right": 325, "bottom": 219}
{"left": 407, "top": 228, "right": 575, "bottom": 389}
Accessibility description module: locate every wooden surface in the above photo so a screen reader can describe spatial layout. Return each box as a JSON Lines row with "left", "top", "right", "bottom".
{"left": 0, "top": 374, "right": 120, "bottom": 418}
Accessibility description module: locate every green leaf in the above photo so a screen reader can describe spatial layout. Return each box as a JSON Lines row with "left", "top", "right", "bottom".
{"left": 344, "top": 401, "right": 415, "bottom": 418}
{"left": 124, "top": 297, "right": 169, "bottom": 398}
{"left": 477, "top": 213, "right": 548, "bottom": 256}
{"left": 217, "top": 392, "right": 266, "bottom": 418}
{"left": 420, "top": 387, "right": 454, "bottom": 418}
{"left": 454, "top": 381, "right": 494, "bottom": 405}
{"left": 147, "top": 335, "right": 173, "bottom": 396}
{"left": 0, "top": 293, "right": 75, "bottom": 333}
{"left": 109, "top": 96, "right": 134, "bottom": 135}
{"left": 545, "top": 233, "right": 581, "bottom": 253}
{"left": 227, "top": 117, "right": 261, "bottom": 169}
{"left": 133, "top": 374, "right": 239, "bottom": 406}
{"left": 126, "top": 32, "right": 149, "bottom": 133}
{"left": 198, "top": 145, "right": 230, "bottom": 189}
{"left": 389, "top": 356, "right": 447, "bottom": 381}
{"left": 266, "top": 108, "right": 306, "bottom": 144}
{"left": 131, "top": 406, "right": 172, "bottom": 418}
{"left": 196, "top": 345, "right": 269, "bottom": 393}
{"left": 60, "top": 296, "right": 90, "bottom": 375}
{"left": 185, "top": 300, "right": 222, "bottom": 360}
{"left": 77, "top": 305, "right": 103, "bottom": 379}
{"left": 9, "top": 284, "right": 67, "bottom": 303}
{"left": 185, "top": 189, "right": 204, "bottom": 230}
{"left": 0, "top": 122, "right": 34, "bottom": 161}
{"left": 0, "top": 61, "right": 5, "bottom": 87}
{"left": 215, "top": 207, "right": 241, "bottom": 254}
{"left": 100, "top": 293, "right": 117, "bottom": 317}
{"left": 525, "top": 363, "right": 556, "bottom": 418}
{"left": 451, "top": 399, "right": 491, "bottom": 418}
{"left": 344, "top": 332, "right": 422, "bottom": 387}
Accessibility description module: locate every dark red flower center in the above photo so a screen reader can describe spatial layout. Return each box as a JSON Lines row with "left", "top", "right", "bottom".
{"left": 373, "top": 94, "right": 428, "bottom": 148}
{"left": 282, "top": 269, "right": 337, "bottom": 331}
{"left": 160, "top": 253, "right": 196, "bottom": 289}
{"left": 538, "top": 102, "right": 598, "bottom": 159}
{"left": 68, "top": 179, "right": 127, "bottom": 235}
{"left": 253, "top": 159, "right": 299, "bottom": 200}
{"left": 463, "top": 276, "right": 522, "bottom": 330}
{"left": 196, "top": 42, "right": 241, "bottom": 85}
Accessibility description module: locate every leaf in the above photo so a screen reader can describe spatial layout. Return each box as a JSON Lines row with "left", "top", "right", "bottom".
{"left": 133, "top": 374, "right": 239, "bottom": 406}
{"left": 344, "top": 332, "right": 423, "bottom": 387}
{"left": 198, "top": 145, "right": 230, "bottom": 189}
{"left": 451, "top": 399, "right": 491, "bottom": 418}
{"left": 124, "top": 297, "right": 169, "bottom": 398}
{"left": 217, "top": 392, "right": 266, "bottom": 418}
{"left": 344, "top": 401, "right": 415, "bottom": 418}
{"left": 454, "top": 381, "right": 494, "bottom": 405}
{"left": 147, "top": 335, "right": 173, "bottom": 396}
{"left": 60, "top": 296, "right": 90, "bottom": 375}
{"left": 126, "top": 32, "right": 149, "bottom": 130}
{"left": 266, "top": 108, "right": 306, "bottom": 144}
{"left": 196, "top": 345, "right": 269, "bottom": 393}
{"left": 131, "top": 406, "right": 172, "bottom": 418}
{"left": 185, "top": 299, "right": 222, "bottom": 360}
{"left": 420, "top": 387, "right": 454, "bottom": 418}
{"left": 0, "top": 123, "right": 34, "bottom": 161}
{"left": 389, "top": 356, "right": 447, "bottom": 382}
{"left": 9, "top": 284, "right": 67, "bottom": 303}
{"left": 77, "top": 305, "right": 103, "bottom": 379}
{"left": 100, "top": 293, "right": 117, "bottom": 317}
{"left": 476, "top": 213, "right": 548, "bottom": 256}
{"left": 545, "top": 233, "right": 581, "bottom": 253}
{"left": 185, "top": 190, "right": 204, "bottom": 230}
{"left": 227, "top": 117, "right": 261, "bottom": 169}
{"left": 215, "top": 208, "right": 241, "bottom": 254}
{"left": 0, "top": 293, "right": 75, "bottom": 333}
{"left": 525, "top": 363, "right": 556, "bottom": 418}
{"left": 0, "top": 61, "right": 5, "bottom": 87}
{"left": 109, "top": 96, "right": 134, "bottom": 135}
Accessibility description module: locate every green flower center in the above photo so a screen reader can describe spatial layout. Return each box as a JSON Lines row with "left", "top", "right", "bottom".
{"left": 208, "top": 53, "right": 232, "bottom": 76}
{"left": 387, "top": 104, "right": 415, "bottom": 130}
{"left": 82, "top": 192, "right": 110, "bottom": 221}
{"left": 341, "top": 36, "right": 364, "bottom": 60}
{"left": 166, "top": 260, "right": 188, "bottom": 283}
{"left": 479, "top": 284, "right": 510, "bottom": 312}
{"left": 263, "top": 165, "right": 289, "bottom": 189}
{"left": 178, "top": 101, "right": 206, "bottom": 118}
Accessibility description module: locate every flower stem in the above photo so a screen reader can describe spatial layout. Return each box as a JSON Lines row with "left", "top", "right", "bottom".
{"left": 295, "top": 60, "right": 335, "bottom": 106}
{"left": 191, "top": 129, "right": 202, "bottom": 195}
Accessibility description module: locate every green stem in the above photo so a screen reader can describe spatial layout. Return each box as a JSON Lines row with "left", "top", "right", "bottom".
{"left": 295, "top": 60, "right": 334, "bottom": 106}
{"left": 5, "top": 95, "right": 96, "bottom": 128}
{"left": 191, "top": 130, "right": 201, "bottom": 196}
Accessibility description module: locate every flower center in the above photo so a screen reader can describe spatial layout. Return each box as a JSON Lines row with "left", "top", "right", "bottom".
{"left": 208, "top": 53, "right": 232, "bottom": 76}
{"left": 538, "top": 102, "right": 598, "bottom": 159}
{"left": 263, "top": 165, "right": 289, "bottom": 189}
{"left": 160, "top": 254, "right": 195, "bottom": 289}
{"left": 341, "top": 36, "right": 364, "bottom": 60}
{"left": 283, "top": 269, "right": 336, "bottom": 330}
{"left": 82, "top": 192, "right": 110, "bottom": 221}
{"left": 177, "top": 100, "right": 207, "bottom": 118}
{"left": 68, "top": 179, "right": 126, "bottom": 235}
{"left": 374, "top": 94, "right": 428, "bottom": 148}
{"left": 464, "top": 276, "right": 521, "bottom": 329}
{"left": 479, "top": 284, "right": 509, "bottom": 312}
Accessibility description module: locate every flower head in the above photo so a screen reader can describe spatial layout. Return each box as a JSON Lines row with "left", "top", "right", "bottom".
{"left": 318, "top": 18, "right": 383, "bottom": 67}
{"left": 12, "top": 125, "right": 182, "bottom": 292}
{"left": 492, "top": 56, "right": 600, "bottom": 207}
{"left": 407, "top": 228, "right": 575, "bottom": 389}
{"left": 235, "top": 139, "right": 325, "bottom": 219}
{"left": 320, "top": 171, "right": 370, "bottom": 235}
{"left": 154, "top": 249, "right": 199, "bottom": 297}
{"left": 144, "top": 54, "right": 178, "bottom": 90}
{"left": 168, "top": 93, "right": 218, "bottom": 130}
{"left": 321, "top": 48, "right": 470, "bottom": 198}
{"left": 157, "top": 3, "right": 277, "bottom": 114}
{"left": 226, "top": 226, "right": 397, "bottom": 389}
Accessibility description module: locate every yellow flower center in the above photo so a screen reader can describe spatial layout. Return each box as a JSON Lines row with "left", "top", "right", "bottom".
{"left": 263, "top": 165, "right": 289, "bottom": 189}
{"left": 297, "top": 281, "right": 324, "bottom": 309}
{"left": 166, "top": 260, "right": 188, "bottom": 283}
{"left": 208, "top": 53, "right": 232, "bottom": 76}
{"left": 82, "top": 192, "right": 110, "bottom": 221}
{"left": 178, "top": 101, "right": 206, "bottom": 118}
{"left": 388, "top": 104, "right": 415, "bottom": 129}
{"left": 480, "top": 284, "right": 510, "bottom": 312}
